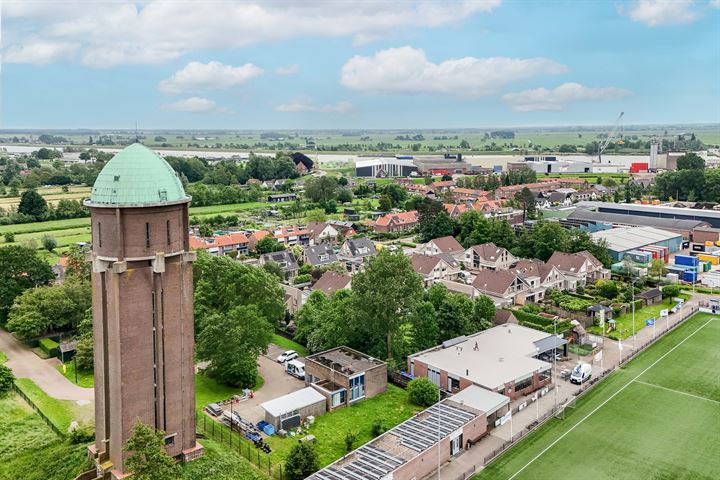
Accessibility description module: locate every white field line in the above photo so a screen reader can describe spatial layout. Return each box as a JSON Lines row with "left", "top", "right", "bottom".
{"left": 633, "top": 380, "right": 720, "bottom": 405}
{"left": 506, "top": 317, "right": 715, "bottom": 480}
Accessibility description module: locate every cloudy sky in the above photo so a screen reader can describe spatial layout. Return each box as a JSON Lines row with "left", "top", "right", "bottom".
{"left": 2, "top": 0, "right": 719, "bottom": 129}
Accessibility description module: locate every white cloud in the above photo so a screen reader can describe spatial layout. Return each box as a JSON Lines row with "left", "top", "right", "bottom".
{"left": 158, "top": 61, "right": 263, "bottom": 95}
{"left": 3, "top": 40, "right": 78, "bottom": 64}
{"left": 624, "top": 0, "right": 699, "bottom": 26}
{"left": 275, "top": 64, "right": 300, "bottom": 76}
{"left": 2, "top": 0, "right": 502, "bottom": 67}
{"left": 275, "top": 99, "right": 353, "bottom": 113}
{"left": 711, "top": 0, "right": 720, "bottom": 8}
{"left": 340, "top": 46, "right": 566, "bottom": 96}
{"left": 161, "top": 97, "right": 230, "bottom": 113}
{"left": 502, "top": 83, "right": 632, "bottom": 112}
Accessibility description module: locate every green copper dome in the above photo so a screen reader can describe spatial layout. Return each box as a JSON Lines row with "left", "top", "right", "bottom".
{"left": 87, "top": 143, "right": 190, "bottom": 207}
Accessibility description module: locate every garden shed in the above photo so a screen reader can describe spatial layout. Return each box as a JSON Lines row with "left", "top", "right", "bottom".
{"left": 636, "top": 288, "right": 662, "bottom": 306}
{"left": 260, "top": 387, "right": 326, "bottom": 430}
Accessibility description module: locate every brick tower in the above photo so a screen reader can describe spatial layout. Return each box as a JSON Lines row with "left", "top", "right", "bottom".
{"left": 85, "top": 143, "right": 202, "bottom": 479}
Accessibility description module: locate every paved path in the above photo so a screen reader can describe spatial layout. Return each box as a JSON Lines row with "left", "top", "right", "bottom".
{"left": 213, "top": 344, "right": 305, "bottom": 425}
{"left": 0, "top": 329, "right": 94, "bottom": 402}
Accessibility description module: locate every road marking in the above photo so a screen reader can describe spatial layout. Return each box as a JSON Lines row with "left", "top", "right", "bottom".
{"left": 633, "top": 380, "right": 720, "bottom": 404}
{"left": 506, "top": 317, "right": 715, "bottom": 480}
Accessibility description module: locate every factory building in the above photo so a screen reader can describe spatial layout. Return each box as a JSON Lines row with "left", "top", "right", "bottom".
{"left": 564, "top": 208, "right": 710, "bottom": 240}
{"left": 590, "top": 226, "right": 683, "bottom": 262}
{"left": 576, "top": 201, "right": 720, "bottom": 228}
{"left": 355, "top": 158, "right": 418, "bottom": 177}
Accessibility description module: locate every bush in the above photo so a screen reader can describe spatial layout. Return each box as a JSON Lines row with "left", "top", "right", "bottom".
{"left": 293, "top": 274, "right": 312, "bottom": 285}
{"left": 0, "top": 364, "right": 14, "bottom": 396}
{"left": 41, "top": 234, "right": 57, "bottom": 252}
{"left": 68, "top": 422, "right": 95, "bottom": 444}
{"left": 371, "top": 419, "right": 386, "bottom": 437}
{"left": 3, "top": 232, "right": 15, "bottom": 243}
{"left": 661, "top": 285, "right": 680, "bottom": 298}
{"left": 39, "top": 338, "right": 59, "bottom": 358}
{"left": 407, "top": 377, "right": 438, "bottom": 407}
{"left": 285, "top": 442, "right": 319, "bottom": 480}
{"left": 344, "top": 431, "right": 358, "bottom": 453}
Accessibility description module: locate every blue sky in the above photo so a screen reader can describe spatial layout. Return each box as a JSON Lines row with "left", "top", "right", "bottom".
{"left": 2, "top": 0, "right": 719, "bottom": 129}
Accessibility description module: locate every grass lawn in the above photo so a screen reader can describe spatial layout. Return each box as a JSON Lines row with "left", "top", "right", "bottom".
{"left": 270, "top": 334, "right": 309, "bottom": 357}
{"left": 0, "top": 391, "right": 92, "bottom": 480}
{"left": 195, "top": 373, "right": 264, "bottom": 411}
{"left": 182, "top": 438, "right": 268, "bottom": 480}
{"left": 266, "top": 384, "right": 421, "bottom": 467}
{"left": 13, "top": 378, "right": 93, "bottom": 432}
{"left": 587, "top": 294, "right": 690, "bottom": 340}
{"left": 56, "top": 362, "right": 95, "bottom": 388}
{"left": 475, "top": 312, "right": 720, "bottom": 480}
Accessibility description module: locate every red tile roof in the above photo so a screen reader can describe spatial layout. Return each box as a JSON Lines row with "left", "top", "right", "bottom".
{"left": 190, "top": 232, "right": 250, "bottom": 250}
{"left": 373, "top": 211, "right": 418, "bottom": 227}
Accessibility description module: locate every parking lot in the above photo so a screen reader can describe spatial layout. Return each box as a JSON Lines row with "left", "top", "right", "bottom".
{"left": 207, "top": 343, "right": 305, "bottom": 426}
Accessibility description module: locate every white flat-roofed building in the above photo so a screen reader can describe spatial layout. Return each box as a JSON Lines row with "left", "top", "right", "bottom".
{"left": 408, "top": 323, "right": 566, "bottom": 400}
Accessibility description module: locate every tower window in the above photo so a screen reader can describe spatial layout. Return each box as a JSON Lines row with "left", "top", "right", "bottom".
{"left": 146, "top": 222, "right": 151, "bottom": 248}
{"left": 166, "top": 220, "right": 171, "bottom": 246}
{"left": 97, "top": 222, "right": 102, "bottom": 247}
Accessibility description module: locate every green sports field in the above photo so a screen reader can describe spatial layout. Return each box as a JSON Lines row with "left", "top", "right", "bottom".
{"left": 475, "top": 312, "right": 720, "bottom": 480}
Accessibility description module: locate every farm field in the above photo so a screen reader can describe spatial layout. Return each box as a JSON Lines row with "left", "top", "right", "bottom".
{"left": 0, "top": 186, "right": 91, "bottom": 210}
{"left": 475, "top": 312, "right": 720, "bottom": 480}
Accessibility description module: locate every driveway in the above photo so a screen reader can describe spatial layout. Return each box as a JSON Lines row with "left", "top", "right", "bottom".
{"left": 0, "top": 329, "right": 94, "bottom": 403}
{"left": 217, "top": 344, "right": 305, "bottom": 425}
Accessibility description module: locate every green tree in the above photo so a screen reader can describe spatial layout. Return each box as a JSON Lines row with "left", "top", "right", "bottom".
{"left": 417, "top": 198, "right": 456, "bottom": 242}
{"left": 74, "top": 333, "right": 94, "bottom": 371}
{"left": 407, "top": 301, "right": 439, "bottom": 353}
{"left": 305, "top": 208, "right": 327, "bottom": 223}
{"left": 352, "top": 250, "right": 423, "bottom": 359}
{"left": 661, "top": 284, "right": 680, "bottom": 298}
{"left": 381, "top": 184, "right": 408, "bottom": 207}
{"left": 262, "top": 261, "right": 284, "bottom": 281}
{"left": 595, "top": 280, "right": 619, "bottom": 299}
{"left": 337, "top": 188, "right": 354, "bottom": 203}
{"left": 407, "top": 377, "right": 438, "bottom": 407}
{"left": 18, "top": 189, "right": 47, "bottom": 220}
{"left": 472, "top": 295, "right": 496, "bottom": 332}
{"left": 65, "top": 245, "right": 91, "bottom": 281}
{"left": 514, "top": 187, "right": 537, "bottom": 221}
{"left": 255, "top": 236, "right": 285, "bottom": 254}
{"left": 516, "top": 222, "right": 570, "bottom": 261}
{"left": 304, "top": 176, "right": 339, "bottom": 204}
{"left": 0, "top": 364, "right": 14, "bottom": 397}
{"left": 3, "top": 232, "right": 15, "bottom": 243}
{"left": 6, "top": 280, "right": 91, "bottom": 339}
{"left": 193, "top": 251, "right": 284, "bottom": 333}
{"left": 649, "top": 258, "right": 666, "bottom": 280}
{"left": 378, "top": 195, "right": 392, "bottom": 212}
{"left": 197, "top": 304, "right": 272, "bottom": 387}
{"left": 285, "top": 442, "right": 319, "bottom": 480}
{"left": 0, "top": 245, "right": 54, "bottom": 324}
{"left": 344, "top": 431, "right": 358, "bottom": 453}
{"left": 676, "top": 152, "right": 705, "bottom": 170}
{"left": 437, "top": 293, "right": 473, "bottom": 340}
{"left": 124, "top": 422, "right": 180, "bottom": 480}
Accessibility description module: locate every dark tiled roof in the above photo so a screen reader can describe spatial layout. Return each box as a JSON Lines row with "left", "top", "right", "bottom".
{"left": 312, "top": 271, "right": 352, "bottom": 295}
{"left": 304, "top": 244, "right": 338, "bottom": 266}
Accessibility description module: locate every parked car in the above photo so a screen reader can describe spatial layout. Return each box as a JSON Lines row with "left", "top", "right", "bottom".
{"left": 570, "top": 363, "right": 592, "bottom": 385}
{"left": 276, "top": 350, "right": 298, "bottom": 363}
{"left": 205, "top": 403, "right": 222, "bottom": 417}
{"left": 286, "top": 359, "right": 305, "bottom": 380}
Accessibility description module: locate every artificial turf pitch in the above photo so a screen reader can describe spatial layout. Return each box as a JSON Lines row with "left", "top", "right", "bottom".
{"left": 475, "top": 312, "right": 720, "bottom": 480}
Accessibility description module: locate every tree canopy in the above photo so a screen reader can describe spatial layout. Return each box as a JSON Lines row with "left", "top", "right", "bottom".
{"left": 0, "top": 245, "right": 54, "bottom": 324}
{"left": 124, "top": 422, "right": 180, "bottom": 480}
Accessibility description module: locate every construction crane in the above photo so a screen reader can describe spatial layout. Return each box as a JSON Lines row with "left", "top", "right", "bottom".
{"left": 596, "top": 111, "right": 624, "bottom": 163}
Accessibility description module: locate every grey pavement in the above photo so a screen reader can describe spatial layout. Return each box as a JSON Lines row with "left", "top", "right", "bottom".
{"left": 0, "top": 328, "right": 94, "bottom": 403}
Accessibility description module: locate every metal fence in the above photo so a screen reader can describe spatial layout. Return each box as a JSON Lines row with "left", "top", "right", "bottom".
{"left": 13, "top": 382, "right": 65, "bottom": 437}
{"left": 196, "top": 412, "right": 287, "bottom": 479}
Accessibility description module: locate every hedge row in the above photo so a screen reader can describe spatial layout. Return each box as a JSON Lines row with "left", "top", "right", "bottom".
{"left": 39, "top": 338, "right": 59, "bottom": 358}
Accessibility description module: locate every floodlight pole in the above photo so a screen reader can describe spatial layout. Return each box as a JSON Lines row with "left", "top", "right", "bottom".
{"left": 631, "top": 278, "right": 636, "bottom": 354}
{"left": 553, "top": 319, "right": 558, "bottom": 413}
{"left": 437, "top": 384, "right": 441, "bottom": 480}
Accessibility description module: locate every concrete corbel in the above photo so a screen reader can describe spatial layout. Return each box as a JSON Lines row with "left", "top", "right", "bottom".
{"left": 152, "top": 253, "right": 166, "bottom": 273}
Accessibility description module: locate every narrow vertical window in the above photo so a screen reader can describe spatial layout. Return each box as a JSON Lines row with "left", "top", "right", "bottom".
{"left": 97, "top": 222, "right": 102, "bottom": 247}
{"left": 166, "top": 220, "right": 171, "bottom": 246}
{"left": 145, "top": 222, "right": 151, "bottom": 248}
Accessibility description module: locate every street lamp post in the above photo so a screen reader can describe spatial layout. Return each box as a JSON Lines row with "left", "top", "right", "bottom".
{"left": 631, "top": 278, "right": 636, "bottom": 354}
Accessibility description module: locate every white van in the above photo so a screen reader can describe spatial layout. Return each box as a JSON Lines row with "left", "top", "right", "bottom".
{"left": 286, "top": 359, "right": 305, "bottom": 380}
{"left": 570, "top": 363, "right": 592, "bottom": 385}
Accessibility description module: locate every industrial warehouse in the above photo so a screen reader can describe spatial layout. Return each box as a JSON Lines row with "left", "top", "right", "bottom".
{"left": 590, "top": 226, "right": 683, "bottom": 262}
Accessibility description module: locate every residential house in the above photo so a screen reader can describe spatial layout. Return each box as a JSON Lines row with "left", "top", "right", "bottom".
{"left": 431, "top": 180, "right": 455, "bottom": 193}
{"left": 472, "top": 269, "right": 529, "bottom": 306}
{"left": 53, "top": 256, "right": 69, "bottom": 283}
{"left": 436, "top": 279, "right": 482, "bottom": 300}
{"left": 410, "top": 254, "right": 460, "bottom": 286}
{"left": 326, "top": 220, "right": 358, "bottom": 238}
{"left": 338, "top": 237, "right": 376, "bottom": 272}
{"left": 546, "top": 250, "right": 609, "bottom": 288}
{"left": 272, "top": 226, "right": 311, "bottom": 246}
{"left": 307, "top": 222, "right": 339, "bottom": 244}
{"left": 190, "top": 232, "right": 250, "bottom": 257}
{"left": 453, "top": 188, "right": 489, "bottom": 201}
{"left": 267, "top": 193, "right": 297, "bottom": 203}
{"left": 419, "top": 235, "right": 465, "bottom": 257}
{"left": 291, "top": 152, "right": 314, "bottom": 174}
{"left": 444, "top": 203, "right": 472, "bottom": 219}
{"left": 463, "top": 242, "right": 518, "bottom": 271}
{"left": 258, "top": 251, "right": 299, "bottom": 282}
{"left": 547, "top": 191, "right": 573, "bottom": 207}
{"left": 372, "top": 210, "right": 418, "bottom": 234}
{"left": 510, "top": 259, "right": 565, "bottom": 303}
{"left": 303, "top": 244, "right": 338, "bottom": 267}
{"left": 312, "top": 271, "right": 352, "bottom": 296}
{"left": 305, "top": 347, "right": 387, "bottom": 410}
{"left": 572, "top": 189, "right": 597, "bottom": 202}
{"left": 281, "top": 284, "right": 308, "bottom": 315}
{"left": 495, "top": 182, "right": 560, "bottom": 200}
